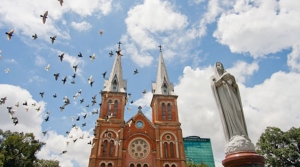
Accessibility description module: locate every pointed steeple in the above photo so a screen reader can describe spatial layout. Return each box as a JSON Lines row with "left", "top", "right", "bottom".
{"left": 103, "top": 42, "right": 127, "bottom": 92}
{"left": 152, "top": 45, "right": 175, "bottom": 95}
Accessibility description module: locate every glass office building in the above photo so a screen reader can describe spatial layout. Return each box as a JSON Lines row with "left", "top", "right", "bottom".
{"left": 183, "top": 136, "right": 215, "bottom": 167}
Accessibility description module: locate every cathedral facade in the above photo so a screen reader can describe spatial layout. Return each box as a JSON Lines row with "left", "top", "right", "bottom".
{"left": 88, "top": 44, "right": 186, "bottom": 167}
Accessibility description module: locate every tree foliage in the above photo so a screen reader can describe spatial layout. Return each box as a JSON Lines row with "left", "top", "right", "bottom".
{"left": 0, "top": 129, "right": 58, "bottom": 167}
{"left": 256, "top": 126, "right": 300, "bottom": 167}
{"left": 186, "top": 161, "right": 208, "bottom": 167}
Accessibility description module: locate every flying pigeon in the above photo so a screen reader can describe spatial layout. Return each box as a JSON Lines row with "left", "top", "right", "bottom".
{"left": 89, "top": 54, "right": 96, "bottom": 61}
{"left": 58, "top": 0, "right": 63, "bottom": 6}
{"left": 62, "top": 76, "right": 67, "bottom": 84}
{"left": 58, "top": 53, "right": 64, "bottom": 62}
{"left": 5, "top": 68, "right": 10, "bottom": 73}
{"left": 45, "top": 64, "right": 50, "bottom": 71}
{"left": 99, "top": 30, "right": 103, "bottom": 36}
{"left": 40, "top": 11, "right": 48, "bottom": 24}
{"left": 73, "top": 64, "right": 78, "bottom": 72}
{"left": 134, "top": 69, "right": 138, "bottom": 75}
{"left": 45, "top": 116, "right": 49, "bottom": 122}
{"left": 102, "top": 71, "right": 107, "bottom": 78}
{"left": 109, "top": 51, "right": 113, "bottom": 57}
{"left": 88, "top": 75, "right": 93, "bottom": 86}
{"left": 39, "top": 92, "right": 44, "bottom": 98}
{"left": 5, "top": 29, "right": 14, "bottom": 40}
{"left": 78, "top": 52, "right": 82, "bottom": 57}
{"left": 50, "top": 35, "right": 56, "bottom": 44}
{"left": 54, "top": 73, "right": 60, "bottom": 80}
{"left": 32, "top": 33, "right": 38, "bottom": 40}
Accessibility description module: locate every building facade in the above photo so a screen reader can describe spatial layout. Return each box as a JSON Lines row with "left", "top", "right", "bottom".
{"left": 88, "top": 44, "right": 187, "bottom": 167}
{"left": 183, "top": 136, "right": 215, "bottom": 167}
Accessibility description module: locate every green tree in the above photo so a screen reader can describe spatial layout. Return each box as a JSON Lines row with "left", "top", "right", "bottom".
{"left": 186, "top": 161, "right": 208, "bottom": 167}
{"left": 256, "top": 126, "right": 300, "bottom": 167}
{"left": 0, "top": 129, "right": 59, "bottom": 167}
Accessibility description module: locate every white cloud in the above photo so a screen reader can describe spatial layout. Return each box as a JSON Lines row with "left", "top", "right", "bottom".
{"left": 4, "top": 59, "right": 17, "bottom": 64}
{"left": 0, "top": 0, "right": 113, "bottom": 43}
{"left": 197, "top": 0, "right": 222, "bottom": 38}
{"left": 71, "top": 21, "right": 92, "bottom": 32}
{"left": 0, "top": 84, "right": 92, "bottom": 167}
{"left": 213, "top": 0, "right": 300, "bottom": 58}
{"left": 35, "top": 55, "right": 46, "bottom": 66}
{"left": 227, "top": 61, "right": 259, "bottom": 84}
{"left": 287, "top": 44, "right": 300, "bottom": 72}
{"left": 124, "top": 0, "right": 193, "bottom": 67}
{"left": 0, "top": 84, "right": 44, "bottom": 136}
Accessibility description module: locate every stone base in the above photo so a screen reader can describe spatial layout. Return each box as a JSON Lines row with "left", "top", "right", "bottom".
{"left": 222, "top": 152, "right": 264, "bottom": 167}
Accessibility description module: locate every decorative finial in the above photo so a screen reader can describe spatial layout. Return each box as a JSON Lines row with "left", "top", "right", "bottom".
{"left": 158, "top": 45, "right": 162, "bottom": 52}
{"left": 118, "top": 41, "right": 122, "bottom": 49}
{"left": 138, "top": 106, "right": 142, "bottom": 112}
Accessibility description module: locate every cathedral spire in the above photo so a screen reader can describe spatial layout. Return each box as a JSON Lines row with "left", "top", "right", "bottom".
{"left": 103, "top": 42, "right": 127, "bottom": 92}
{"left": 152, "top": 45, "right": 175, "bottom": 95}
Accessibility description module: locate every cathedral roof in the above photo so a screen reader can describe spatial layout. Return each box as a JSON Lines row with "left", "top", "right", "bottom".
{"left": 103, "top": 42, "right": 127, "bottom": 92}
{"left": 152, "top": 46, "right": 175, "bottom": 95}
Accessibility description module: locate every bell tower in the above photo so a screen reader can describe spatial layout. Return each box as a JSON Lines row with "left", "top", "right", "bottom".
{"left": 89, "top": 42, "right": 127, "bottom": 167}
{"left": 151, "top": 46, "right": 186, "bottom": 167}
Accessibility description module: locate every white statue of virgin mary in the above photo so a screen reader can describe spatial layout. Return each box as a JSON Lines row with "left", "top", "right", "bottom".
{"left": 211, "top": 62, "right": 255, "bottom": 154}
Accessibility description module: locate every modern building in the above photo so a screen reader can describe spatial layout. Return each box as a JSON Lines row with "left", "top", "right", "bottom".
{"left": 88, "top": 43, "right": 187, "bottom": 167}
{"left": 183, "top": 136, "right": 215, "bottom": 167}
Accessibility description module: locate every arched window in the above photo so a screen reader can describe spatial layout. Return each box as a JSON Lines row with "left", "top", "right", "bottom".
{"left": 107, "top": 100, "right": 112, "bottom": 116}
{"left": 108, "top": 163, "right": 112, "bottom": 167}
{"left": 165, "top": 165, "right": 170, "bottom": 167}
{"left": 137, "top": 164, "right": 141, "bottom": 167}
{"left": 113, "top": 100, "right": 118, "bottom": 116}
{"left": 143, "top": 164, "right": 148, "bottom": 167}
{"left": 162, "top": 103, "right": 166, "bottom": 120}
{"left": 164, "top": 142, "right": 168, "bottom": 158}
{"left": 167, "top": 103, "right": 172, "bottom": 120}
{"left": 103, "top": 140, "right": 108, "bottom": 156}
{"left": 171, "top": 165, "right": 176, "bottom": 167}
{"left": 112, "top": 75, "right": 118, "bottom": 92}
{"left": 100, "top": 163, "right": 105, "bottom": 167}
{"left": 130, "top": 163, "right": 134, "bottom": 167}
{"left": 109, "top": 140, "right": 114, "bottom": 156}
{"left": 170, "top": 142, "right": 174, "bottom": 158}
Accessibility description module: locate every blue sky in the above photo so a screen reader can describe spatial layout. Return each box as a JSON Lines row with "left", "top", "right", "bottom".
{"left": 1, "top": 0, "right": 300, "bottom": 166}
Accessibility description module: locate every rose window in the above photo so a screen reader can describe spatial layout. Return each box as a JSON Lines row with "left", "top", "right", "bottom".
{"left": 129, "top": 138, "right": 149, "bottom": 159}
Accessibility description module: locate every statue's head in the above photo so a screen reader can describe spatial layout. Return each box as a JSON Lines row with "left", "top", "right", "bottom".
{"left": 215, "top": 62, "right": 225, "bottom": 77}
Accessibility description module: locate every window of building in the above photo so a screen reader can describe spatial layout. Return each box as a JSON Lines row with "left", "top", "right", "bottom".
{"left": 162, "top": 103, "right": 166, "bottom": 120}
{"left": 164, "top": 142, "right": 168, "bottom": 158}
{"left": 170, "top": 142, "right": 174, "bottom": 158}
{"left": 171, "top": 165, "right": 176, "bottom": 167}
{"left": 113, "top": 100, "right": 118, "bottom": 116}
{"left": 129, "top": 163, "right": 134, "bottom": 167}
{"left": 137, "top": 164, "right": 141, "bottom": 167}
{"left": 100, "top": 163, "right": 105, "bottom": 167}
{"left": 109, "top": 140, "right": 114, "bottom": 156}
{"left": 143, "top": 164, "right": 148, "bottom": 167}
{"left": 165, "top": 165, "right": 170, "bottom": 167}
{"left": 108, "top": 163, "right": 112, "bottom": 167}
{"left": 112, "top": 75, "right": 118, "bottom": 92}
{"left": 103, "top": 140, "right": 108, "bottom": 156}
{"left": 167, "top": 103, "right": 172, "bottom": 120}
{"left": 107, "top": 100, "right": 112, "bottom": 116}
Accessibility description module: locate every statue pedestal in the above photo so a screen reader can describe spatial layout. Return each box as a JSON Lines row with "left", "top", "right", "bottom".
{"left": 222, "top": 152, "right": 264, "bottom": 167}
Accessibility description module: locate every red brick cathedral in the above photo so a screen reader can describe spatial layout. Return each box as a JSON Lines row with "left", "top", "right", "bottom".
{"left": 88, "top": 44, "right": 187, "bottom": 167}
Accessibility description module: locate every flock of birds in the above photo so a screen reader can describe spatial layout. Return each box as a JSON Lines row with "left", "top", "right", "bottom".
{"left": 1, "top": 0, "right": 150, "bottom": 160}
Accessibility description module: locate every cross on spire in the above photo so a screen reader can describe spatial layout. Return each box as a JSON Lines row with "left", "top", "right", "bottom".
{"left": 118, "top": 41, "right": 122, "bottom": 49}
{"left": 158, "top": 45, "right": 162, "bottom": 52}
